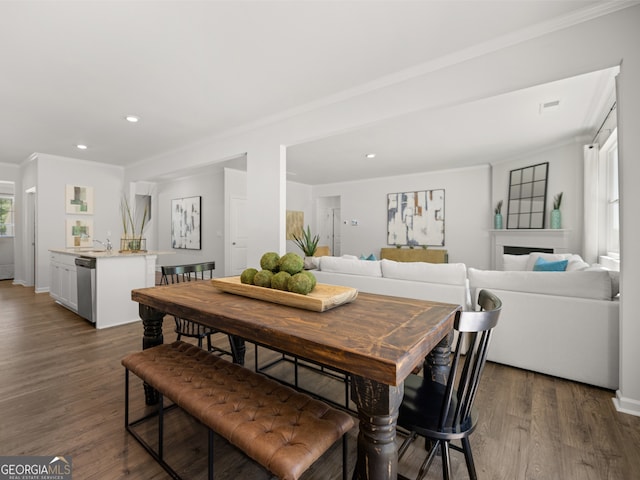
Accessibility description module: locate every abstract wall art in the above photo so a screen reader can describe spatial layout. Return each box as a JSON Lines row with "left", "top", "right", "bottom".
{"left": 66, "top": 218, "right": 93, "bottom": 248}
{"left": 171, "top": 196, "right": 201, "bottom": 250}
{"left": 286, "top": 210, "right": 304, "bottom": 240}
{"left": 387, "top": 189, "right": 445, "bottom": 246}
{"left": 65, "top": 185, "right": 94, "bottom": 214}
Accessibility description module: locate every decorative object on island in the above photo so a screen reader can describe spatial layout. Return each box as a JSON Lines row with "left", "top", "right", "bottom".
{"left": 292, "top": 225, "right": 320, "bottom": 269}
{"left": 507, "top": 162, "right": 548, "bottom": 229}
{"left": 387, "top": 189, "right": 445, "bottom": 246}
{"left": 65, "top": 184, "right": 94, "bottom": 214}
{"left": 171, "top": 196, "right": 201, "bottom": 250}
{"left": 494, "top": 200, "right": 503, "bottom": 229}
{"left": 550, "top": 192, "right": 563, "bottom": 229}
{"left": 120, "top": 195, "right": 149, "bottom": 252}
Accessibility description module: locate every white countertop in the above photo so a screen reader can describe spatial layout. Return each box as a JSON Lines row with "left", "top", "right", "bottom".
{"left": 50, "top": 248, "right": 172, "bottom": 258}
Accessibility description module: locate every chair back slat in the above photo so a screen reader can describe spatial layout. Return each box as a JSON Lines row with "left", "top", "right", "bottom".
{"left": 161, "top": 261, "right": 215, "bottom": 285}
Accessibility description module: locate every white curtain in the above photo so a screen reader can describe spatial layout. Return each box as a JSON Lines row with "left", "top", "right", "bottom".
{"left": 583, "top": 144, "right": 599, "bottom": 264}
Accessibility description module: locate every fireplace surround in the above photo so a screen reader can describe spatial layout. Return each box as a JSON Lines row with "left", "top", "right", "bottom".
{"left": 490, "top": 229, "right": 570, "bottom": 269}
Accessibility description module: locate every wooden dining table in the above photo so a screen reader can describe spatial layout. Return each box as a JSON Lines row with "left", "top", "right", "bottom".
{"left": 131, "top": 281, "right": 460, "bottom": 480}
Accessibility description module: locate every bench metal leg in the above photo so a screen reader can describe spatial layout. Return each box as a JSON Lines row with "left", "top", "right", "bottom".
{"left": 208, "top": 429, "right": 214, "bottom": 480}
{"left": 124, "top": 369, "right": 181, "bottom": 480}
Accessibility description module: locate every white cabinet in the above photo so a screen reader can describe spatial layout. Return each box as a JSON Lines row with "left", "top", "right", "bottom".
{"left": 50, "top": 253, "right": 78, "bottom": 312}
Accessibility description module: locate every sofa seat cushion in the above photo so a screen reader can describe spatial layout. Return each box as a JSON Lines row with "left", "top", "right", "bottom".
{"left": 319, "top": 255, "right": 382, "bottom": 277}
{"left": 468, "top": 268, "right": 613, "bottom": 301}
{"left": 380, "top": 259, "right": 467, "bottom": 286}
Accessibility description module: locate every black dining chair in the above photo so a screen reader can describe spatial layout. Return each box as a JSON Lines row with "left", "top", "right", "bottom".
{"left": 160, "top": 262, "right": 236, "bottom": 359}
{"left": 397, "top": 289, "right": 502, "bottom": 480}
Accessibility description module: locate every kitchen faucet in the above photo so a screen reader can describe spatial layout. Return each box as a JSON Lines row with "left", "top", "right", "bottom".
{"left": 94, "top": 238, "right": 112, "bottom": 252}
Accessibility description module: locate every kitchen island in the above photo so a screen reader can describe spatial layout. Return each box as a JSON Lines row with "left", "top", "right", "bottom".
{"left": 49, "top": 248, "right": 164, "bottom": 329}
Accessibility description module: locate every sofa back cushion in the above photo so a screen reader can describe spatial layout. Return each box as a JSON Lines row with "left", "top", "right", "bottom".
{"left": 380, "top": 259, "right": 467, "bottom": 286}
{"left": 468, "top": 267, "right": 613, "bottom": 300}
{"left": 319, "top": 256, "right": 382, "bottom": 277}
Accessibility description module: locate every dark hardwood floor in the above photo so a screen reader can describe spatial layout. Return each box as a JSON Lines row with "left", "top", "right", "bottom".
{"left": 1, "top": 279, "right": 639, "bottom": 479}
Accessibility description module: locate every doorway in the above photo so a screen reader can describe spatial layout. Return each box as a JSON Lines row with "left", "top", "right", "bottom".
{"left": 317, "top": 196, "right": 341, "bottom": 256}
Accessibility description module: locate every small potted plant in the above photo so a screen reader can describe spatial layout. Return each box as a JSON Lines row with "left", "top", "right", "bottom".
{"left": 494, "top": 200, "right": 503, "bottom": 229}
{"left": 550, "top": 192, "right": 563, "bottom": 229}
{"left": 292, "top": 225, "right": 319, "bottom": 257}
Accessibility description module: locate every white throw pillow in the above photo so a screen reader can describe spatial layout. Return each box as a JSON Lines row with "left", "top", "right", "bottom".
{"left": 319, "top": 256, "right": 382, "bottom": 277}
{"left": 380, "top": 259, "right": 467, "bottom": 286}
{"left": 502, "top": 254, "right": 529, "bottom": 271}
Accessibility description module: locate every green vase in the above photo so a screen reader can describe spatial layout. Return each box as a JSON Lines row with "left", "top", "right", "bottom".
{"left": 494, "top": 213, "right": 503, "bottom": 230}
{"left": 550, "top": 209, "right": 561, "bottom": 229}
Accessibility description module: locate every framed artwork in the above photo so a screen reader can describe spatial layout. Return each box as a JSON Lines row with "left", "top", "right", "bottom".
{"left": 387, "top": 189, "right": 445, "bottom": 246}
{"left": 65, "top": 185, "right": 94, "bottom": 214}
{"left": 66, "top": 218, "right": 93, "bottom": 248}
{"left": 171, "top": 196, "right": 201, "bottom": 250}
{"left": 286, "top": 210, "right": 304, "bottom": 240}
{"left": 506, "top": 162, "right": 549, "bottom": 229}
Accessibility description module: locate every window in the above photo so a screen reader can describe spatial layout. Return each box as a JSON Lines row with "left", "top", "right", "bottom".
{"left": 0, "top": 195, "right": 14, "bottom": 237}
{"left": 596, "top": 128, "right": 619, "bottom": 268}
{"left": 603, "top": 132, "right": 619, "bottom": 257}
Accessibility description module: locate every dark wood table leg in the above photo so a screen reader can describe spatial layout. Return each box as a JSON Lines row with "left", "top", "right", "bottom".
{"left": 421, "top": 330, "right": 453, "bottom": 452}
{"left": 351, "top": 376, "right": 404, "bottom": 480}
{"left": 139, "top": 304, "right": 165, "bottom": 405}
{"left": 423, "top": 330, "right": 453, "bottom": 385}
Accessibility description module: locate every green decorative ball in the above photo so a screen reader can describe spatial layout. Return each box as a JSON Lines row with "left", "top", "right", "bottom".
{"left": 288, "top": 272, "right": 313, "bottom": 295}
{"left": 301, "top": 270, "right": 317, "bottom": 290}
{"left": 240, "top": 268, "right": 258, "bottom": 285}
{"left": 278, "top": 252, "right": 304, "bottom": 275}
{"left": 260, "top": 252, "right": 280, "bottom": 272}
{"left": 253, "top": 269, "right": 274, "bottom": 287}
{"left": 271, "top": 271, "right": 292, "bottom": 291}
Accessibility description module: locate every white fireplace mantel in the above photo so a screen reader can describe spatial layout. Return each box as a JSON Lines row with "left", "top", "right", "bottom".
{"left": 490, "top": 229, "right": 571, "bottom": 270}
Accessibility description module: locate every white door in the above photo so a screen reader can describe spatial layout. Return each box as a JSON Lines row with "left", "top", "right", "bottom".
{"left": 229, "top": 197, "right": 248, "bottom": 275}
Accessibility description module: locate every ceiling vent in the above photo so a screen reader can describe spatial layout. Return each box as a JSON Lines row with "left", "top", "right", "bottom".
{"left": 540, "top": 100, "right": 561, "bottom": 114}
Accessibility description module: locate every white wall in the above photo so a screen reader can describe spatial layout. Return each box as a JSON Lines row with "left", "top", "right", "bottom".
{"left": 29, "top": 154, "right": 124, "bottom": 292}
{"left": 312, "top": 165, "right": 492, "bottom": 268}
{"left": 155, "top": 168, "right": 225, "bottom": 273}
{"left": 491, "top": 141, "right": 584, "bottom": 254}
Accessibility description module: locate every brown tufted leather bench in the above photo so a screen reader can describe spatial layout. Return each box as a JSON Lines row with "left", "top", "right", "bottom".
{"left": 123, "top": 341, "right": 354, "bottom": 480}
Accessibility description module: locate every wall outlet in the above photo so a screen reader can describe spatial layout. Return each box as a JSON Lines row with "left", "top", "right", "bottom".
{"left": 351, "top": 220, "right": 359, "bottom": 226}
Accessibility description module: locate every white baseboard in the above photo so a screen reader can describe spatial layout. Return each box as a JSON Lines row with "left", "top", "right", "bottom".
{"left": 613, "top": 390, "right": 640, "bottom": 417}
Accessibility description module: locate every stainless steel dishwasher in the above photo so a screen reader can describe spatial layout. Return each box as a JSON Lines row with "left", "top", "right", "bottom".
{"left": 75, "top": 257, "right": 96, "bottom": 324}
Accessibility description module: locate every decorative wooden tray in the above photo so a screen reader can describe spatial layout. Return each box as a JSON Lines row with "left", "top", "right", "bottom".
{"left": 211, "top": 276, "right": 358, "bottom": 312}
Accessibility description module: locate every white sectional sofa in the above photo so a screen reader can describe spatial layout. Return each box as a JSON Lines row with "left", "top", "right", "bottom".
{"left": 310, "top": 253, "right": 620, "bottom": 390}
{"left": 312, "top": 256, "right": 471, "bottom": 310}
{"left": 468, "top": 253, "right": 620, "bottom": 390}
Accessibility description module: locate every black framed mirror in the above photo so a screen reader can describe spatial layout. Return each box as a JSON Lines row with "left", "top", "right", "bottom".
{"left": 507, "top": 162, "right": 548, "bottom": 229}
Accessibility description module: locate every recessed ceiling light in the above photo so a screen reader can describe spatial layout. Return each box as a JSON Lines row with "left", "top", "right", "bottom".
{"left": 76, "top": 144, "right": 88, "bottom": 150}
{"left": 125, "top": 115, "right": 140, "bottom": 123}
{"left": 365, "top": 153, "right": 376, "bottom": 159}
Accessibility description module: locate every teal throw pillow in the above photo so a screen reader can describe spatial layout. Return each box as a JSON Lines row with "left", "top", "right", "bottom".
{"left": 533, "top": 257, "right": 568, "bottom": 272}
{"left": 367, "top": 253, "right": 377, "bottom": 261}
